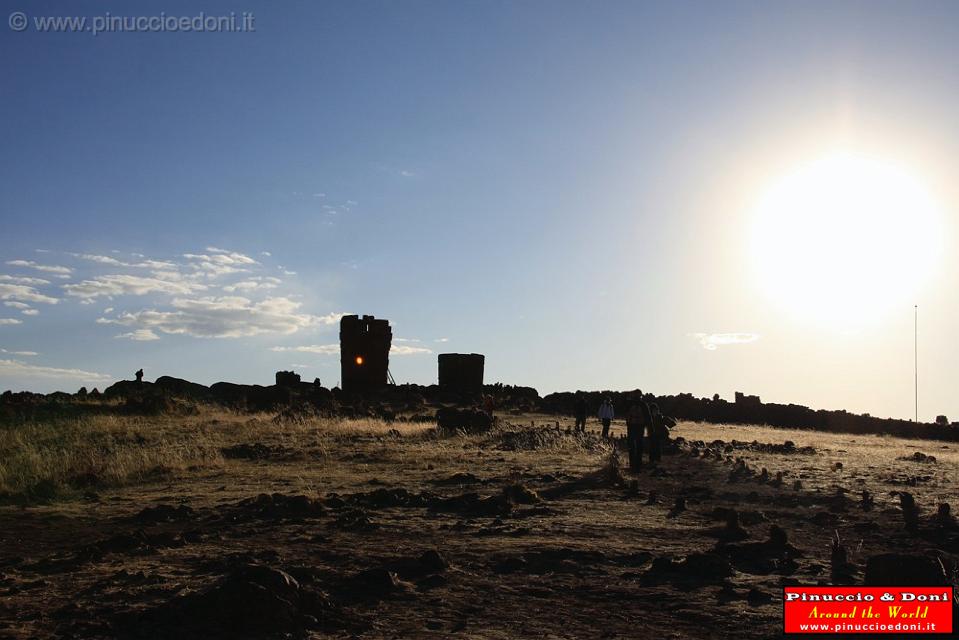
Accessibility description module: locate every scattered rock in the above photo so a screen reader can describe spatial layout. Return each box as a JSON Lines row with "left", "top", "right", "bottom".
{"left": 124, "top": 563, "right": 344, "bottom": 638}
{"left": 436, "top": 408, "right": 493, "bottom": 434}
{"left": 747, "top": 588, "right": 774, "bottom": 605}
{"left": 640, "top": 553, "right": 734, "bottom": 586}
{"left": 135, "top": 504, "right": 196, "bottom": 523}
{"left": 864, "top": 554, "right": 950, "bottom": 586}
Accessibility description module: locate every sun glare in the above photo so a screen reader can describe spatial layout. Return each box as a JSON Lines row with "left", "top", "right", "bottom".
{"left": 750, "top": 151, "right": 943, "bottom": 327}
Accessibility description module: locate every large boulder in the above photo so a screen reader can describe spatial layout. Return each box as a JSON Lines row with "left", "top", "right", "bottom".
{"left": 153, "top": 376, "right": 211, "bottom": 400}
{"left": 103, "top": 380, "right": 152, "bottom": 399}
{"left": 210, "top": 382, "right": 291, "bottom": 411}
{"left": 436, "top": 407, "right": 493, "bottom": 434}
{"left": 126, "top": 563, "right": 338, "bottom": 637}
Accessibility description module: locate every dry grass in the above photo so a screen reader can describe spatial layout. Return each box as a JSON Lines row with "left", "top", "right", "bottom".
{"left": 0, "top": 412, "right": 229, "bottom": 503}
{"left": 6, "top": 413, "right": 953, "bottom": 639}
{"left": 674, "top": 420, "right": 959, "bottom": 508}
{"left": 0, "top": 406, "right": 446, "bottom": 504}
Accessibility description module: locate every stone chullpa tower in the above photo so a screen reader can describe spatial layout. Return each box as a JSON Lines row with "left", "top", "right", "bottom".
{"left": 340, "top": 315, "right": 392, "bottom": 393}
{"left": 437, "top": 353, "right": 485, "bottom": 393}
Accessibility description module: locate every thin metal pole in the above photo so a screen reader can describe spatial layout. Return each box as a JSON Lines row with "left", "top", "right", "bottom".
{"left": 915, "top": 305, "right": 918, "bottom": 423}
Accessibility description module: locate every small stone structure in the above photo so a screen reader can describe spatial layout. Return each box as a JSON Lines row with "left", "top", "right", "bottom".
{"left": 340, "top": 315, "right": 392, "bottom": 393}
{"left": 275, "top": 370, "right": 301, "bottom": 387}
{"left": 438, "top": 353, "right": 485, "bottom": 393}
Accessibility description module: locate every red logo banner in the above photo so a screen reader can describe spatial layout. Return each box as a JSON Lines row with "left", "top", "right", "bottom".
{"left": 783, "top": 586, "right": 954, "bottom": 634}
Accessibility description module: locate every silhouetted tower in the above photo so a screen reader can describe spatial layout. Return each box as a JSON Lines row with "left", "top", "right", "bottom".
{"left": 340, "top": 315, "right": 392, "bottom": 393}
{"left": 438, "top": 353, "right": 485, "bottom": 393}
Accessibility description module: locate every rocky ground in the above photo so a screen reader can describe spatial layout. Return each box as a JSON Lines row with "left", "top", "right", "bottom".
{"left": 1, "top": 416, "right": 958, "bottom": 639}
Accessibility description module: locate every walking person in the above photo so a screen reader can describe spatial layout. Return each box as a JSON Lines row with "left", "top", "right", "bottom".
{"left": 573, "top": 393, "right": 588, "bottom": 433}
{"left": 598, "top": 397, "right": 614, "bottom": 439}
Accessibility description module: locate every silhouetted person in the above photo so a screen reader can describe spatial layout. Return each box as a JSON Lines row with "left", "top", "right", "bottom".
{"left": 626, "top": 396, "right": 652, "bottom": 470}
{"left": 482, "top": 394, "right": 494, "bottom": 416}
{"left": 573, "top": 393, "right": 588, "bottom": 433}
{"left": 648, "top": 403, "right": 667, "bottom": 463}
{"left": 598, "top": 397, "right": 614, "bottom": 438}
{"left": 135, "top": 368, "right": 144, "bottom": 383}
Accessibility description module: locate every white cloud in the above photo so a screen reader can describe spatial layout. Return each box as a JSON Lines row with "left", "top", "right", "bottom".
{"left": 6, "top": 260, "right": 72, "bottom": 275}
{"left": 394, "top": 337, "right": 421, "bottom": 343}
{"left": 0, "top": 319, "right": 24, "bottom": 325}
{"left": 399, "top": 170, "right": 415, "bottom": 177}
{"left": 222, "top": 279, "right": 279, "bottom": 293}
{"left": 135, "top": 259, "right": 178, "bottom": 270}
{"left": 98, "top": 296, "right": 333, "bottom": 339}
{"left": 435, "top": 337, "right": 449, "bottom": 343}
{"left": 0, "top": 358, "right": 112, "bottom": 382}
{"left": 72, "top": 253, "right": 125, "bottom": 266}
{"left": 314, "top": 312, "right": 345, "bottom": 326}
{"left": 64, "top": 274, "right": 207, "bottom": 300}
{"left": 4, "top": 301, "right": 30, "bottom": 310}
{"left": 0, "top": 348, "right": 37, "bottom": 356}
{"left": 115, "top": 329, "right": 160, "bottom": 341}
{"left": 70, "top": 254, "right": 181, "bottom": 270}
{"left": 391, "top": 345, "right": 432, "bottom": 355}
{"left": 270, "top": 344, "right": 340, "bottom": 355}
{"left": 21, "top": 309, "right": 39, "bottom": 316}
{"left": 0, "top": 284, "right": 59, "bottom": 305}
{"left": 0, "top": 275, "right": 51, "bottom": 286}
{"left": 260, "top": 251, "right": 272, "bottom": 257}
{"left": 183, "top": 250, "right": 258, "bottom": 278}
{"left": 690, "top": 332, "right": 760, "bottom": 351}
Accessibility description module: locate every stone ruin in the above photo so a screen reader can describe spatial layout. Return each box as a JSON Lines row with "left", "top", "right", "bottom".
{"left": 437, "top": 353, "right": 485, "bottom": 393}
{"left": 275, "top": 370, "right": 301, "bottom": 387}
{"left": 340, "top": 314, "right": 392, "bottom": 394}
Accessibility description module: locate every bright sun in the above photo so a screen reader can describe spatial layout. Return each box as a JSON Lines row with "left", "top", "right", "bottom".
{"left": 750, "top": 151, "right": 943, "bottom": 327}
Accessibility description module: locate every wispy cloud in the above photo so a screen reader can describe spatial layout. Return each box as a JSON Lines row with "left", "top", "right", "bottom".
{"left": 0, "top": 275, "right": 51, "bottom": 286}
{"left": 0, "top": 318, "right": 23, "bottom": 326}
{"left": 270, "top": 344, "right": 339, "bottom": 355}
{"left": 64, "top": 274, "right": 207, "bottom": 300}
{"left": 98, "top": 297, "right": 339, "bottom": 339}
{"left": 5, "top": 260, "right": 72, "bottom": 277}
{"left": 222, "top": 277, "right": 281, "bottom": 293}
{"left": 68, "top": 253, "right": 179, "bottom": 270}
{"left": 390, "top": 344, "right": 432, "bottom": 355}
{"left": 269, "top": 342, "right": 430, "bottom": 356}
{"left": 115, "top": 329, "right": 160, "bottom": 341}
{"left": 0, "top": 283, "right": 59, "bottom": 305}
{"left": 182, "top": 250, "right": 258, "bottom": 278}
{"left": 0, "top": 348, "right": 37, "bottom": 356}
{"left": 0, "top": 358, "right": 112, "bottom": 382}
{"left": 689, "top": 332, "right": 760, "bottom": 351}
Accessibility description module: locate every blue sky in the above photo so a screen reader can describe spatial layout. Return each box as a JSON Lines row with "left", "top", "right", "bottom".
{"left": 1, "top": 1, "right": 958, "bottom": 422}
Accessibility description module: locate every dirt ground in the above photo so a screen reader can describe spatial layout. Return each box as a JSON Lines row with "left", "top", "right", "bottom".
{"left": 1, "top": 414, "right": 957, "bottom": 639}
